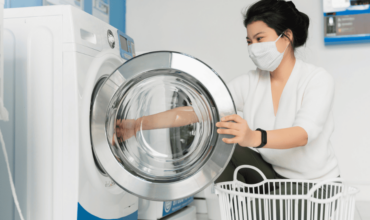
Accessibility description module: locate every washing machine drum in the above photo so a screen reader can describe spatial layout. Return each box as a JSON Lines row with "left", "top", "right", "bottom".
{"left": 90, "top": 51, "right": 236, "bottom": 201}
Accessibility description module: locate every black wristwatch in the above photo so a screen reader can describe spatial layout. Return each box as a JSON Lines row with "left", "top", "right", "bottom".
{"left": 255, "top": 128, "right": 267, "bottom": 148}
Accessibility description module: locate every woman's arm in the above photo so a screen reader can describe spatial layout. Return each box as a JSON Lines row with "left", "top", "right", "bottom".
{"left": 137, "top": 106, "right": 199, "bottom": 130}
{"left": 216, "top": 114, "right": 308, "bottom": 149}
{"left": 114, "top": 106, "right": 199, "bottom": 143}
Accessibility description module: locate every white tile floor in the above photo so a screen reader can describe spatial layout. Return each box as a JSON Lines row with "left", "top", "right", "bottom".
{"left": 196, "top": 201, "right": 370, "bottom": 220}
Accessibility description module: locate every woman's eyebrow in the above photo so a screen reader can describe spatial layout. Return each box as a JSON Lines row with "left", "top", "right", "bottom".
{"left": 246, "top": 32, "right": 265, "bottom": 40}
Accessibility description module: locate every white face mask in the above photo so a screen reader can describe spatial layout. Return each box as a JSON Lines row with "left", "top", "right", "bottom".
{"left": 248, "top": 34, "right": 289, "bottom": 72}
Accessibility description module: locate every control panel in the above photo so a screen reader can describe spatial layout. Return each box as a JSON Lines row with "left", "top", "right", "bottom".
{"left": 117, "top": 30, "right": 135, "bottom": 60}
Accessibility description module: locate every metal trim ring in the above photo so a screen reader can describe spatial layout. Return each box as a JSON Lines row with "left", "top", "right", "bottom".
{"left": 90, "top": 51, "right": 236, "bottom": 201}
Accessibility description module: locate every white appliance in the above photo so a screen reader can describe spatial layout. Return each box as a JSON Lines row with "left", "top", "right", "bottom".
{"left": 2, "top": 5, "right": 236, "bottom": 220}
{"left": 3, "top": 5, "right": 137, "bottom": 219}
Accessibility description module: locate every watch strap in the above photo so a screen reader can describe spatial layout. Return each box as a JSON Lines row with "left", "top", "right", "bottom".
{"left": 255, "top": 128, "right": 267, "bottom": 148}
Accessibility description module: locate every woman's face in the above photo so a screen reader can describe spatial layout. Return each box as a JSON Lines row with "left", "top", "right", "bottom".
{"left": 246, "top": 21, "right": 290, "bottom": 53}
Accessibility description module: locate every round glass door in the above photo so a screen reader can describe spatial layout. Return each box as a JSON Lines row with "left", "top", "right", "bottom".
{"left": 90, "top": 51, "right": 236, "bottom": 201}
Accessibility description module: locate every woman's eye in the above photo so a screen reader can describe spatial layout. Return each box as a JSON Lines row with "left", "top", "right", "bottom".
{"left": 257, "top": 37, "right": 263, "bottom": 41}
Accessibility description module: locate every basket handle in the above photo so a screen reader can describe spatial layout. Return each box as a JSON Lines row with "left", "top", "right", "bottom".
{"left": 306, "top": 178, "right": 343, "bottom": 197}
{"left": 233, "top": 165, "right": 267, "bottom": 182}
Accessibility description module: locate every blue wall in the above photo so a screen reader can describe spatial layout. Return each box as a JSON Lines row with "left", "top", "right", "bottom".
{"left": 109, "top": 0, "right": 126, "bottom": 33}
{"left": 84, "top": 0, "right": 126, "bottom": 33}
{"left": 84, "top": 0, "right": 93, "bottom": 14}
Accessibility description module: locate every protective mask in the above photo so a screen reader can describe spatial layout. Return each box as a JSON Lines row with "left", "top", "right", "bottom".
{"left": 248, "top": 34, "right": 289, "bottom": 72}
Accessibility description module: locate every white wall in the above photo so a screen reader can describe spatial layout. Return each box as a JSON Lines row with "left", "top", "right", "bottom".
{"left": 127, "top": 0, "right": 370, "bottom": 201}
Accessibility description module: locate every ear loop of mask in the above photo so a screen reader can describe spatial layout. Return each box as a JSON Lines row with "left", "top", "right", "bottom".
{"left": 275, "top": 32, "right": 290, "bottom": 54}
{"left": 275, "top": 33, "right": 283, "bottom": 42}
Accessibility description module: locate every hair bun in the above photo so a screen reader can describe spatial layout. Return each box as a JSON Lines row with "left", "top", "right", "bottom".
{"left": 286, "top": 1, "right": 298, "bottom": 11}
{"left": 286, "top": 1, "right": 309, "bottom": 27}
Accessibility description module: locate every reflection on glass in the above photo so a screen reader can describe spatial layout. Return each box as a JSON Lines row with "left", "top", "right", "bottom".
{"left": 109, "top": 75, "right": 214, "bottom": 182}
{"left": 169, "top": 89, "right": 196, "bottom": 164}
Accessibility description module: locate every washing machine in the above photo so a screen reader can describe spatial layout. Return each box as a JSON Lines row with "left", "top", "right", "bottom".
{"left": 3, "top": 5, "right": 137, "bottom": 220}
{"left": 2, "top": 5, "right": 236, "bottom": 220}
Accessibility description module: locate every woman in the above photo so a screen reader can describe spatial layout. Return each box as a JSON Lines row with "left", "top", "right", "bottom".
{"left": 212, "top": 1, "right": 341, "bottom": 218}
{"left": 214, "top": 0, "right": 341, "bottom": 185}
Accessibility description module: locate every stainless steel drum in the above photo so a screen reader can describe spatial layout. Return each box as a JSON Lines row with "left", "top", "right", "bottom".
{"left": 90, "top": 51, "right": 236, "bottom": 201}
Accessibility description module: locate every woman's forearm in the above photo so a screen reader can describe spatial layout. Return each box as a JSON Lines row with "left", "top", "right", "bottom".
{"left": 251, "top": 126, "right": 308, "bottom": 149}
{"left": 137, "top": 106, "right": 199, "bottom": 130}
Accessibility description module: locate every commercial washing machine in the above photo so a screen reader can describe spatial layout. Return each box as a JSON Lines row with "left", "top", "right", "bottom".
{"left": 1, "top": 5, "right": 236, "bottom": 220}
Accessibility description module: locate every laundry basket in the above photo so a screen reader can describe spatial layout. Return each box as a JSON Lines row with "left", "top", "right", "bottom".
{"left": 214, "top": 165, "right": 359, "bottom": 220}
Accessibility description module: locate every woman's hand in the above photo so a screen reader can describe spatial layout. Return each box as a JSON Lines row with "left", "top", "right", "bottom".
{"left": 216, "top": 114, "right": 260, "bottom": 147}
{"left": 113, "top": 118, "right": 140, "bottom": 145}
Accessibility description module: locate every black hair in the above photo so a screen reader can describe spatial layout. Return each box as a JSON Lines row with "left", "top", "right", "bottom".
{"left": 243, "top": 0, "right": 310, "bottom": 50}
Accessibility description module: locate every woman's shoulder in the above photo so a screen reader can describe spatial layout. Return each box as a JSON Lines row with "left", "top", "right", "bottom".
{"left": 229, "top": 69, "right": 261, "bottom": 83}
{"left": 297, "top": 59, "right": 334, "bottom": 83}
{"left": 227, "top": 69, "right": 261, "bottom": 93}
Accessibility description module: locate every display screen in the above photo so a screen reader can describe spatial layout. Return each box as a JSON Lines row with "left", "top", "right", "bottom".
{"left": 120, "top": 35, "right": 128, "bottom": 52}
{"left": 323, "top": 0, "right": 370, "bottom": 45}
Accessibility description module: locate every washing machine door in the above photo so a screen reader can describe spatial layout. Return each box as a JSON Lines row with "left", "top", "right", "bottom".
{"left": 90, "top": 51, "right": 236, "bottom": 201}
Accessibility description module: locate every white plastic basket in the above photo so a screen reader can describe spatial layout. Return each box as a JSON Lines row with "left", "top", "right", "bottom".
{"left": 215, "top": 165, "right": 359, "bottom": 220}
